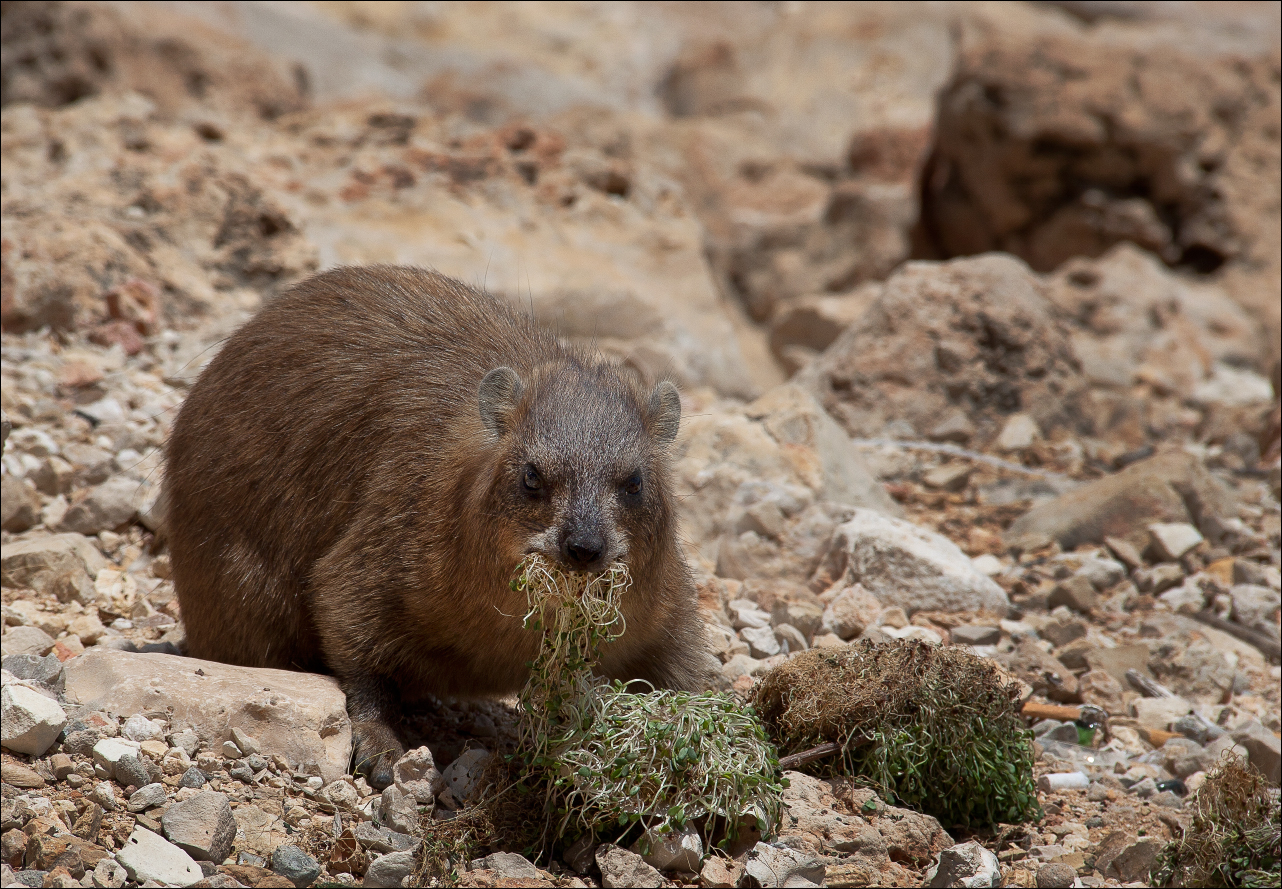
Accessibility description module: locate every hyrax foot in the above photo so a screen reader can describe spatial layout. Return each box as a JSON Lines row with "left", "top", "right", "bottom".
{"left": 351, "top": 719, "right": 404, "bottom": 790}
{"left": 344, "top": 676, "right": 404, "bottom": 790}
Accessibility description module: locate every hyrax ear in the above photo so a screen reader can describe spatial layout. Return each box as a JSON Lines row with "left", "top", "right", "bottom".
{"left": 478, "top": 367, "right": 524, "bottom": 437}
{"left": 648, "top": 380, "right": 681, "bottom": 447}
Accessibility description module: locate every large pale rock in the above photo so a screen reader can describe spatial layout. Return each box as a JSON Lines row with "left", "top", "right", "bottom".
{"left": 0, "top": 680, "right": 67, "bottom": 755}
{"left": 596, "top": 843, "right": 663, "bottom": 889}
{"left": 742, "top": 842, "right": 826, "bottom": 888}
{"left": 1005, "top": 451, "right": 1236, "bottom": 552}
{"left": 0, "top": 532, "right": 105, "bottom": 601}
{"left": 64, "top": 649, "right": 352, "bottom": 784}
{"left": 116, "top": 826, "right": 203, "bottom": 887}
{"left": 803, "top": 254, "right": 1085, "bottom": 446}
{"left": 816, "top": 510, "right": 1009, "bottom": 615}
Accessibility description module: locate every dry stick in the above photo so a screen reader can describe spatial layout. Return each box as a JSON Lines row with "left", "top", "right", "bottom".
{"left": 777, "top": 741, "right": 842, "bottom": 771}
{"left": 1192, "top": 609, "right": 1282, "bottom": 663}
{"left": 848, "top": 438, "right": 1075, "bottom": 481}
{"left": 1126, "top": 669, "right": 1176, "bottom": 699}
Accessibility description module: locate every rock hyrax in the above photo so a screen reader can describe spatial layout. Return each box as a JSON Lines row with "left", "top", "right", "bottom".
{"left": 165, "top": 266, "right": 710, "bottom": 787}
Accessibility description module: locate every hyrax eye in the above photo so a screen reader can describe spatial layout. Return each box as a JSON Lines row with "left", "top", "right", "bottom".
{"left": 622, "top": 471, "right": 643, "bottom": 497}
{"left": 522, "top": 464, "right": 543, "bottom": 492}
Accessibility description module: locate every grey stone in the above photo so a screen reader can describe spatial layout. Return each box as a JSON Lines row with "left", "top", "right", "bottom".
{"left": 0, "top": 533, "right": 105, "bottom": 604}
{"left": 924, "top": 840, "right": 1001, "bottom": 888}
{"left": 377, "top": 783, "right": 420, "bottom": 835}
{"left": 178, "top": 767, "right": 208, "bottom": 789}
{"left": 817, "top": 510, "right": 1008, "bottom": 615}
{"left": 1047, "top": 576, "right": 1098, "bottom": 612}
{"left": 91, "top": 857, "right": 128, "bottom": 888}
{"left": 469, "top": 852, "right": 541, "bottom": 882}
{"left": 1, "top": 474, "right": 40, "bottom": 533}
{"left": 821, "top": 583, "right": 882, "bottom": 640}
{"left": 64, "top": 649, "right": 352, "bottom": 785}
{"left": 363, "top": 850, "right": 417, "bottom": 888}
{"left": 742, "top": 842, "right": 826, "bottom": 888}
{"left": 162, "top": 792, "right": 235, "bottom": 863}
{"left": 353, "top": 822, "right": 416, "bottom": 854}
{"left": 11, "top": 871, "right": 46, "bottom": 888}
{"left": 116, "top": 826, "right": 203, "bottom": 887}
{"left": 1, "top": 626, "right": 55, "bottom": 657}
{"left": 1, "top": 654, "right": 65, "bottom": 697}
{"left": 440, "top": 748, "right": 489, "bottom": 805}
{"left": 1148, "top": 522, "right": 1203, "bottom": 561}
{"left": 58, "top": 476, "right": 140, "bottom": 535}
{"left": 952, "top": 625, "right": 1000, "bottom": 646}
{"left": 1230, "top": 584, "right": 1280, "bottom": 635}
{"left": 1035, "top": 862, "right": 1077, "bottom": 888}
{"left": 596, "top": 843, "right": 665, "bottom": 888}
{"left": 633, "top": 824, "right": 703, "bottom": 872}
{"left": 115, "top": 753, "right": 151, "bottom": 790}
{"left": 229, "top": 726, "right": 260, "bottom": 756}
{"left": 1104, "top": 837, "right": 1163, "bottom": 883}
{"left": 0, "top": 680, "right": 67, "bottom": 755}
{"left": 728, "top": 600, "right": 772, "bottom": 630}
{"left": 168, "top": 729, "right": 200, "bottom": 757}
{"left": 127, "top": 782, "right": 168, "bottom": 812}
{"left": 1135, "top": 563, "right": 1186, "bottom": 594}
{"left": 122, "top": 714, "right": 164, "bottom": 742}
{"left": 774, "top": 622, "right": 808, "bottom": 653}
{"left": 271, "top": 844, "right": 320, "bottom": 888}
{"left": 1231, "top": 719, "right": 1281, "bottom": 784}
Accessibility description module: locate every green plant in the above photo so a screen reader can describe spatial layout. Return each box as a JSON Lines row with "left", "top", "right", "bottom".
{"left": 1153, "top": 756, "right": 1281, "bottom": 888}
{"left": 511, "top": 554, "right": 784, "bottom": 849}
{"left": 750, "top": 641, "right": 1041, "bottom": 829}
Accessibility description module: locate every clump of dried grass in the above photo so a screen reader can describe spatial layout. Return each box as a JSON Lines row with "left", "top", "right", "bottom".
{"left": 751, "top": 640, "right": 1040, "bottom": 828}
{"left": 1154, "top": 756, "right": 1281, "bottom": 888}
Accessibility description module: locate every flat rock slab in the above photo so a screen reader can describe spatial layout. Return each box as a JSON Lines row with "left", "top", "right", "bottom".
{"left": 64, "top": 649, "right": 351, "bottom": 784}
{"left": 1004, "top": 451, "right": 1235, "bottom": 552}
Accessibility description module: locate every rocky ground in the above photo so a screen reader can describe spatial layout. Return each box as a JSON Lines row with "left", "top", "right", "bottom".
{"left": 2, "top": 2, "right": 1280, "bottom": 887}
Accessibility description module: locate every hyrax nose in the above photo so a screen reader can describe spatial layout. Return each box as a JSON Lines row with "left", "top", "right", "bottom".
{"left": 562, "top": 531, "right": 605, "bottom": 570}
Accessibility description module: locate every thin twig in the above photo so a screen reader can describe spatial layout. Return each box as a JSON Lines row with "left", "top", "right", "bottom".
{"left": 778, "top": 741, "right": 842, "bottom": 771}
{"left": 848, "top": 438, "right": 1075, "bottom": 481}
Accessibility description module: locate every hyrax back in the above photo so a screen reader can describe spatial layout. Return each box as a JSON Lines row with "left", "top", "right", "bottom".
{"left": 165, "top": 266, "right": 709, "bottom": 786}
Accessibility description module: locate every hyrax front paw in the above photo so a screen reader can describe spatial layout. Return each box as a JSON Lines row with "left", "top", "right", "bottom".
{"left": 351, "top": 720, "right": 404, "bottom": 791}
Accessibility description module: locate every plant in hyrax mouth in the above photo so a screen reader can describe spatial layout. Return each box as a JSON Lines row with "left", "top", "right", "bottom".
{"left": 510, "top": 553, "right": 784, "bottom": 853}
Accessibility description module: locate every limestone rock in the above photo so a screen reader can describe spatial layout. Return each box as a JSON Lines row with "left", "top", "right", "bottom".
{"left": 116, "top": 826, "right": 202, "bottom": 887}
{"left": 0, "top": 532, "right": 105, "bottom": 602}
{"left": 0, "top": 680, "right": 67, "bottom": 755}
{"left": 816, "top": 509, "right": 1009, "bottom": 615}
{"left": 161, "top": 792, "right": 235, "bottom": 863}
{"left": 595, "top": 843, "right": 664, "bottom": 889}
{"left": 741, "top": 842, "right": 825, "bottom": 888}
{"left": 923, "top": 841, "right": 1001, "bottom": 888}
{"left": 64, "top": 649, "right": 352, "bottom": 784}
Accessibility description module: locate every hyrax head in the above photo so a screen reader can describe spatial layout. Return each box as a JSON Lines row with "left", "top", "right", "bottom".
{"left": 478, "top": 361, "right": 680, "bottom": 574}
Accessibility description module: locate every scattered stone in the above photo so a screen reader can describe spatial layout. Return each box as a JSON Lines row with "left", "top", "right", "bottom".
{"left": 122, "top": 714, "right": 165, "bottom": 743}
{"left": 740, "top": 842, "right": 826, "bottom": 888}
{"left": 470, "top": 852, "right": 541, "bottom": 882}
{"left": 126, "top": 782, "right": 168, "bottom": 812}
{"left": 1134, "top": 563, "right": 1186, "bottom": 595}
{"left": 0, "top": 533, "right": 106, "bottom": 602}
{"left": 0, "top": 760, "right": 45, "bottom": 788}
{"left": 951, "top": 625, "right": 1001, "bottom": 646}
{"left": 923, "top": 840, "right": 1001, "bottom": 888}
{"left": 1231, "top": 719, "right": 1281, "bottom": 784}
{"left": 1004, "top": 452, "right": 1235, "bottom": 552}
{"left": 0, "top": 654, "right": 65, "bottom": 697}
{"left": 923, "top": 463, "right": 973, "bottom": 492}
{"left": 1103, "top": 837, "right": 1163, "bottom": 883}
{"left": 116, "top": 826, "right": 203, "bottom": 887}
{"left": 0, "top": 681, "right": 67, "bottom": 755}
{"left": 741, "top": 624, "right": 782, "bottom": 658}
{"left": 362, "top": 850, "right": 417, "bottom": 888}
{"left": 439, "top": 748, "right": 489, "bottom": 806}
{"left": 91, "top": 858, "right": 127, "bottom": 888}
{"left": 271, "top": 844, "right": 320, "bottom": 888}
{"left": 1078, "top": 670, "right": 1126, "bottom": 715}
{"left": 114, "top": 753, "right": 151, "bottom": 790}
{"left": 633, "top": 824, "right": 702, "bottom": 873}
{"left": 1148, "top": 522, "right": 1204, "bottom": 561}
{"left": 1047, "top": 576, "right": 1098, "bottom": 613}
{"left": 1, "top": 475, "right": 40, "bottom": 532}
{"left": 595, "top": 843, "right": 664, "bottom": 888}
{"left": 1, "top": 626, "right": 56, "bottom": 658}
{"left": 57, "top": 476, "right": 140, "bottom": 535}
{"left": 162, "top": 792, "right": 235, "bottom": 863}
{"left": 1133, "top": 697, "right": 1194, "bottom": 732}
{"left": 1035, "top": 861, "right": 1077, "bottom": 888}
{"left": 178, "top": 767, "right": 208, "bottom": 789}
{"left": 699, "top": 855, "right": 745, "bottom": 887}
{"left": 817, "top": 510, "right": 1009, "bottom": 615}
{"left": 64, "top": 650, "right": 353, "bottom": 785}
{"left": 377, "top": 784, "right": 419, "bottom": 835}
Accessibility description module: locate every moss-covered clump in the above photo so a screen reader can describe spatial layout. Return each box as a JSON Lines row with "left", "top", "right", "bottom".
{"left": 1153, "top": 757, "right": 1281, "bottom": 888}
{"left": 511, "top": 554, "right": 784, "bottom": 849}
{"left": 750, "top": 641, "right": 1040, "bottom": 829}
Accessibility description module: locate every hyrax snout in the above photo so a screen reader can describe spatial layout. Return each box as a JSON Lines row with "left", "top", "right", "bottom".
{"left": 165, "top": 266, "right": 711, "bottom": 787}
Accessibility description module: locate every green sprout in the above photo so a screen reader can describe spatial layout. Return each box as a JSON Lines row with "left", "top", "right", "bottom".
{"left": 511, "top": 554, "right": 784, "bottom": 851}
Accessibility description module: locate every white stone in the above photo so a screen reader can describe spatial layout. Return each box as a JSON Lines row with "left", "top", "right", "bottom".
{"left": 441, "top": 748, "right": 490, "bottom": 804}
{"left": 1148, "top": 522, "right": 1204, "bottom": 561}
{"left": 122, "top": 714, "right": 165, "bottom": 742}
{"left": 727, "top": 599, "right": 771, "bottom": 630}
{"left": 742, "top": 842, "right": 825, "bottom": 888}
{"left": 92, "top": 737, "right": 142, "bottom": 778}
{"left": 116, "top": 826, "right": 203, "bottom": 887}
{"left": 635, "top": 824, "right": 703, "bottom": 873}
{"left": 970, "top": 554, "right": 1004, "bottom": 576}
{"left": 820, "top": 510, "right": 1009, "bottom": 614}
{"left": 995, "top": 413, "right": 1040, "bottom": 450}
{"left": 1190, "top": 363, "right": 1274, "bottom": 407}
{"left": 0, "top": 681, "right": 67, "bottom": 755}
{"left": 881, "top": 625, "right": 944, "bottom": 645}
{"left": 924, "top": 840, "right": 1001, "bottom": 888}
{"left": 741, "top": 624, "right": 782, "bottom": 658}
{"left": 91, "top": 857, "right": 128, "bottom": 888}
{"left": 364, "top": 850, "right": 417, "bottom": 888}
{"left": 394, "top": 745, "right": 443, "bottom": 805}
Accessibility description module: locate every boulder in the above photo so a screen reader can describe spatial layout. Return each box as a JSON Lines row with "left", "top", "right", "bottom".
{"left": 64, "top": 649, "right": 352, "bottom": 784}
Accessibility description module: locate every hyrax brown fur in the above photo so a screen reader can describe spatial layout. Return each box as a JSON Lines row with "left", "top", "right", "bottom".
{"left": 165, "top": 266, "right": 711, "bottom": 787}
